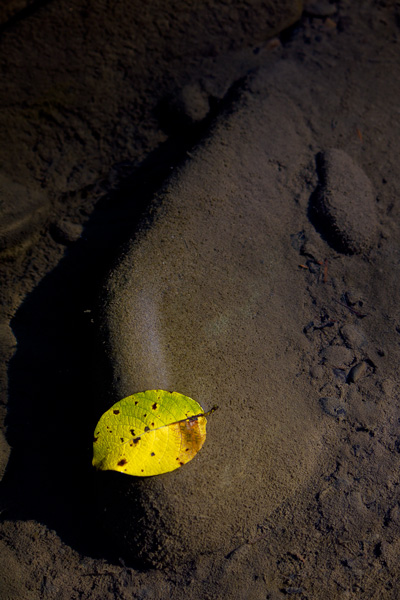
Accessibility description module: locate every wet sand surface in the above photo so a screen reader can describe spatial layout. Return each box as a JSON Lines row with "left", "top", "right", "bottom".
{"left": 1, "top": 1, "right": 400, "bottom": 598}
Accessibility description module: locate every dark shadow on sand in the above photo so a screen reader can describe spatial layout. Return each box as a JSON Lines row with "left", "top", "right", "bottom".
{"left": 0, "top": 80, "right": 245, "bottom": 564}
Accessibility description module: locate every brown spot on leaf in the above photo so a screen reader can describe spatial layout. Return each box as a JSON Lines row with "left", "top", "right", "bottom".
{"left": 120, "top": 437, "right": 124, "bottom": 443}
{"left": 144, "top": 426, "right": 150, "bottom": 432}
{"left": 171, "top": 415, "right": 206, "bottom": 461}
{"left": 152, "top": 403, "right": 158, "bottom": 410}
{"left": 135, "top": 401, "right": 138, "bottom": 405}
{"left": 179, "top": 462, "right": 184, "bottom": 466}
{"left": 117, "top": 459, "right": 127, "bottom": 466}
{"left": 151, "top": 422, "right": 155, "bottom": 427}
{"left": 176, "top": 457, "right": 180, "bottom": 461}
{"left": 133, "top": 437, "right": 140, "bottom": 444}
{"left": 143, "top": 413, "right": 147, "bottom": 417}
{"left": 151, "top": 452, "right": 155, "bottom": 456}
{"left": 141, "top": 469, "right": 144, "bottom": 472}
{"left": 113, "top": 409, "right": 120, "bottom": 415}
{"left": 130, "top": 429, "right": 135, "bottom": 436}
{"left": 93, "top": 437, "right": 98, "bottom": 443}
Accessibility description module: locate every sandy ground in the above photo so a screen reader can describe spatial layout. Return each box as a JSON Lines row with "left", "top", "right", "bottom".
{"left": 2, "top": 1, "right": 400, "bottom": 599}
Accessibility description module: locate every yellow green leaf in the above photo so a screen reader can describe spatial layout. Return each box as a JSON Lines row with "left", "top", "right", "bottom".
{"left": 92, "top": 390, "right": 217, "bottom": 477}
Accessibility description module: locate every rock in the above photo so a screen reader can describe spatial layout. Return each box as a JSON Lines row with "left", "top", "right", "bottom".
{"left": 162, "top": 82, "right": 211, "bottom": 126}
{"left": 97, "top": 69, "right": 325, "bottom": 568}
{"left": 309, "top": 149, "right": 379, "bottom": 254}
{"left": 51, "top": 219, "right": 84, "bottom": 245}
{"left": 178, "top": 83, "right": 210, "bottom": 123}
{"left": 347, "top": 361, "right": 368, "bottom": 383}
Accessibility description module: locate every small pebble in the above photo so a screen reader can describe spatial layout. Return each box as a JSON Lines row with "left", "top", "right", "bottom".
{"left": 51, "top": 219, "right": 84, "bottom": 245}
{"left": 163, "top": 82, "right": 210, "bottom": 125}
{"left": 347, "top": 361, "right": 367, "bottom": 383}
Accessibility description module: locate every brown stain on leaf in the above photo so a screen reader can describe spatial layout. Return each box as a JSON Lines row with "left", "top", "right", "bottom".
{"left": 151, "top": 452, "right": 155, "bottom": 456}
{"left": 93, "top": 437, "right": 98, "bottom": 443}
{"left": 169, "top": 414, "right": 207, "bottom": 464}
{"left": 152, "top": 403, "right": 158, "bottom": 410}
{"left": 130, "top": 429, "right": 135, "bottom": 436}
{"left": 113, "top": 409, "right": 120, "bottom": 415}
{"left": 117, "top": 458, "right": 127, "bottom": 466}
{"left": 144, "top": 426, "right": 150, "bottom": 432}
